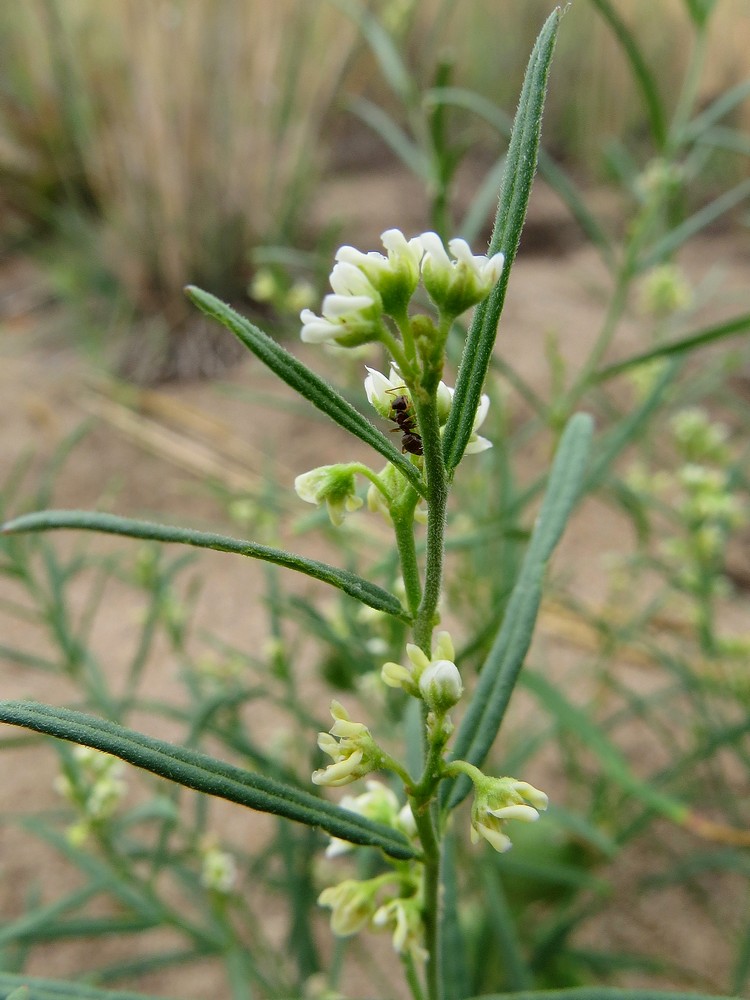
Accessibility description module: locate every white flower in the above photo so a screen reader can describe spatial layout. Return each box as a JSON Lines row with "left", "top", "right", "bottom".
{"left": 364, "top": 364, "right": 409, "bottom": 419}
{"left": 200, "top": 846, "right": 238, "bottom": 894}
{"left": 325, "top": 780, "right": 401, "bottom": 858}
{"left": 294, "top": 465, "right": 363, "bottom": 527}
{"left": 318, "top": 878, "right": 380, "bottom": 936}
{"left": 420, "top": 232, "right": 504, "bottom": 317}
{"left": 301, "top": 262, "right": 383, "bottom": 346}
{"left": 470, "top": 777, "right": 548, "bottom": 853}
{"left": 372, "top": 896, "right": 427, "bottom": 961}
{"left": 312, "top": 701, "right": 381, "bottom": 787}
{"left": 336, "top": 229, "right": 424, "bottom": 315}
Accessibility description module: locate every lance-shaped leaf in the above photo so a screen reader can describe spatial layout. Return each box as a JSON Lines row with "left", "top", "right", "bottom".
{"left": 444, "top": 413, "right": 593, "bottom": 812}
{"left": 0, "top": 972, "right": 171, "bottom": 1000}
{"left": 1, "top": 511, "right": 407, "bottom": 620}
{"left": 185, "top": 286, "right": 426, "bottom": 497}
{"left": 0, "top": 702, "right": 418, "bottom": 862}
{"left": 471, "top": 990, "right": 736, "bottom": 1000}
{"left": 442, "top": 9, "right": 560, "bottom": 473}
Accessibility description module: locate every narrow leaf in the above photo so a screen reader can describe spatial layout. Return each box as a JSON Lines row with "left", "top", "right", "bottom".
{"left": 0, "top": 973, "right": 171, "bottom": 1000}
{"left": 589, "top": 0, "right": 668, "bottom": 149}
{"left": 428, "top": 86, "right": 614, "bottom": 267}
{"left": 1, "top": 511, "right": 407, "bottom": 619}
{"left": 594, "top": 312, "right": 750, "bottom": 382}
{"left": 442, "top": 9, "right": 561, "bottom": 472}
{"left": 185, "top": 286, "right": 426, "bottom": 497}
{"left": 522, "top": 670, "right": 687, "bottom": 822}
{"left": 0, "top": 702, "right": 417, "bottom": 861}
{"left": 348, "top": 97, "right": 430, "bottom": 177}
{"left": 639, "top": 177, "right": 750, "bottom": 270}
{"left": 472, "top": 989, "right": 734, "bottom": 1000}
{"left": 444, "top": 413, "right": 593, "bottom": 812}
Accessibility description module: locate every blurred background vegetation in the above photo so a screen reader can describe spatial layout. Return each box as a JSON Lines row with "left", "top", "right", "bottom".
{"left": 1, "top": 0, "right": 748, "bottom": 379}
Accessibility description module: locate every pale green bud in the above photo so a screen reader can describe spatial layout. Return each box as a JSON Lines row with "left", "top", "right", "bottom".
{"left": 318, "top": 878, "right": 380, "bottom": 936}
{"left": 418, "top": 658, "right": 463, "bottom": 712}
{"left": 336, "top": 229, "right": 423, "bottom": 317}
{"left": 420, "top": 232, "right": 504, "bottom": 318}
{"left": 294, "top": 465, "right": 364, "bottom": 527}
{"left": 312, "top": 701, "right": 381, "bottom": 787}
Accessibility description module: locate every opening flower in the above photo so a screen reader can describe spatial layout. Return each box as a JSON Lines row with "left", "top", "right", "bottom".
{"left": 294, "top": 465, "right": 364, "bottom": 527}
{"left": 469, "top": 776, "right": 548, "bottom": 853}
{"left": 420, "top": 232, "right": 505, "bottom": 318}
{"left": 301, "top": 261, "right": 383, "bottom": 346}
{"left": 318, "top": 878, "right": 381, "bottom": 937}
{"left": 372, "top": 894, "right": 427, "bottom": 962}
{"left": 382, "top": 631, "right": 457, "bottom": 700}
{"left": 312, "top": 701, "right": 383, "bottom": 787}
{"left": 336, "top": 229, "right": 424, "bottom": 316}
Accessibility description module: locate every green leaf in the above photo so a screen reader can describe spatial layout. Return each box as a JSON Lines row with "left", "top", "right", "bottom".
{"left": 444, "top": 413, "right": 593, "bottom": 812}
{"left": 1, "top": 510, "right": 407, "bottom": 619}
{"left": 427, "top": 86, "right": 615, "bottom": 268}
{"left": 442, "top": 9, "right": 561, "bottom": 472}
{"left": 0, "top": 973, "right": 170, "bottom": 1000}
{"left": 639, "top": 178, "right": 750, "bottom": 270}
{"left": 471, "top": 990, "right": 735, "bottom": 1000}
{"left": 521, "top": 670, "right": 687, "bottom": 822}
{"left": 593, "top": 312, "right": 750, "bottom": 382}
{"left": 348, "top": 97, "right": 430, "bottom": 177}
{"left": 185, "top": 286, "right": 426, "bottom": 498}
{"left": 589, "top": 0, "right": 668, "bottom": 149}
{"left": 0, "top": 702, "right": 418, "bottom": 861}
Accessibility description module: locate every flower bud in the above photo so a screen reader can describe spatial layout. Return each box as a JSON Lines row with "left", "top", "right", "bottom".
{"left": 294, "top": 465, "right": 363, "bottom": 527}
{"left": 420, "top": 232, "right": 504, "bottom": 318}
{"left": 418, "top": 658, "right": 463, "bottom": 712}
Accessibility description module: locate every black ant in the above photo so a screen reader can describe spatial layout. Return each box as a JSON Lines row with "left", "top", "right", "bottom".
{"left": 387, "top": 389, "right": 423, "bottom": 456}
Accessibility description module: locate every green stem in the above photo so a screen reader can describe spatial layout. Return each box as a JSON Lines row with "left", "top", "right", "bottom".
{"left": 392, "top": 488, "right": 423, "bottom": 619}
{"left": 412, "top": 396, "right": 448, "bottom": 653}
{"left": 403, "top": 951, "right": 427, "bottom": 1000}
{"left": 667, "top": 22, "right": 709, "bottom": 154}
{"left": 411, "top": 804, "right": 442, "bottom": 1000}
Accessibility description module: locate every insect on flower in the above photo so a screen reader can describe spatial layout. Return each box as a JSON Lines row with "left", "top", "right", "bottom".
{"left": 387, "top": 389, "right": 423, "bottom": 456}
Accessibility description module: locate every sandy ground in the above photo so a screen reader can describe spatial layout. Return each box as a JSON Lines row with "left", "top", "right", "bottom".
{"left": 1, "top": 172, "right": 749, "bottom": 998}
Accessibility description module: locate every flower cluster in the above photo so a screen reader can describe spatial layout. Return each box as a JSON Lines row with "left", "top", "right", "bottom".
{"left": 301, "top": 229, "right": 504, "bottom": 346}
{"left": 54, "top": 746, "right": 128, "bottom": 845}
{"left": 364, "top": 363, "right": 491, "bottom": 455}
{"left": 324, "top": 780, "right": 416, "bottom": 859}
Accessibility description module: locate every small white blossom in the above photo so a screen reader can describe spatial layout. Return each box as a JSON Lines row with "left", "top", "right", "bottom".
{"left": 312, "top": 701, "right": 381, "bottom": 787}
{"left": 318, "top": 878, "right": 380, "bottom": 936}
{"left": 372, "top": 895, "right": 427, "bottom": 962}
{"left": 470, "top": 777, "right": 548, "bottom": 853}
{"left": 336, "top": 229, "right": 424, "bottom": 315}
{"left": 381, "top": 631, "right": 456, "bottom": 698}
{"left": 325, "top": 780, "right": 401, "bottom": 858}
{"left": 301, "top": 262, "right": 383, "bottom": 346}
{"left": 420, "top": 232, "right": 504, "bottom": 317}
{"left": 294, "top": 465, "right": 364, "bottom": 527}
{"left": 200, "top": 846, "right": 238, "bottom": 894}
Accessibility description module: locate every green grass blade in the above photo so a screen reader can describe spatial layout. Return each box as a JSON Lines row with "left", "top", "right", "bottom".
{"left": 589, "top": 0, "right": 668, "bottom": 149}
{"left": 444, "top": 413, "right": 593, "bottom": 811}
{"left": 593, "top": 312, "right": 750, "bottom": 382}
{"left": 0, "top": 702, "right": 418, "bottom": 861}
{"left": 471, "top": 990, "right": 735, "bottom": 1000}
{"left": 442, "top": 9, "right": 561, "bottom": 472}
{"left": 185, "top": 287, "right": 426, "bottom": 497}
{"left": 639, "top": 177, "right": 750, "bottom": 270}
{"left": 1, "top": 511, "right": 407, "bottom": 619}
{"left": 0, "top": 973, "right": 173, "bottom": 1000}
{"left": 428, "top": 86, "right": 615, "bottom": 268}
{"left": 348, "top": 97, "right": 430, "bottom": 177}
{"left": 522, "top": 670, "right": 687, "bottom": 822}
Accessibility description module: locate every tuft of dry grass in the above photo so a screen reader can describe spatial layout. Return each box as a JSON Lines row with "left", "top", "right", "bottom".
{"left": 0, "top": 0, "right": 355, "bottom": 320}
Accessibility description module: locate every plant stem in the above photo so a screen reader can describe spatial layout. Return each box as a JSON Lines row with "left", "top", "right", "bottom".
{"left": 412, "top": 396, "right": 448, "bottom": 653}
{"left": 392, "top": 489, "right": 423, "bottom": 619}
{"left": 411, "top": 804, "right": 442, "bottom": 1000}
